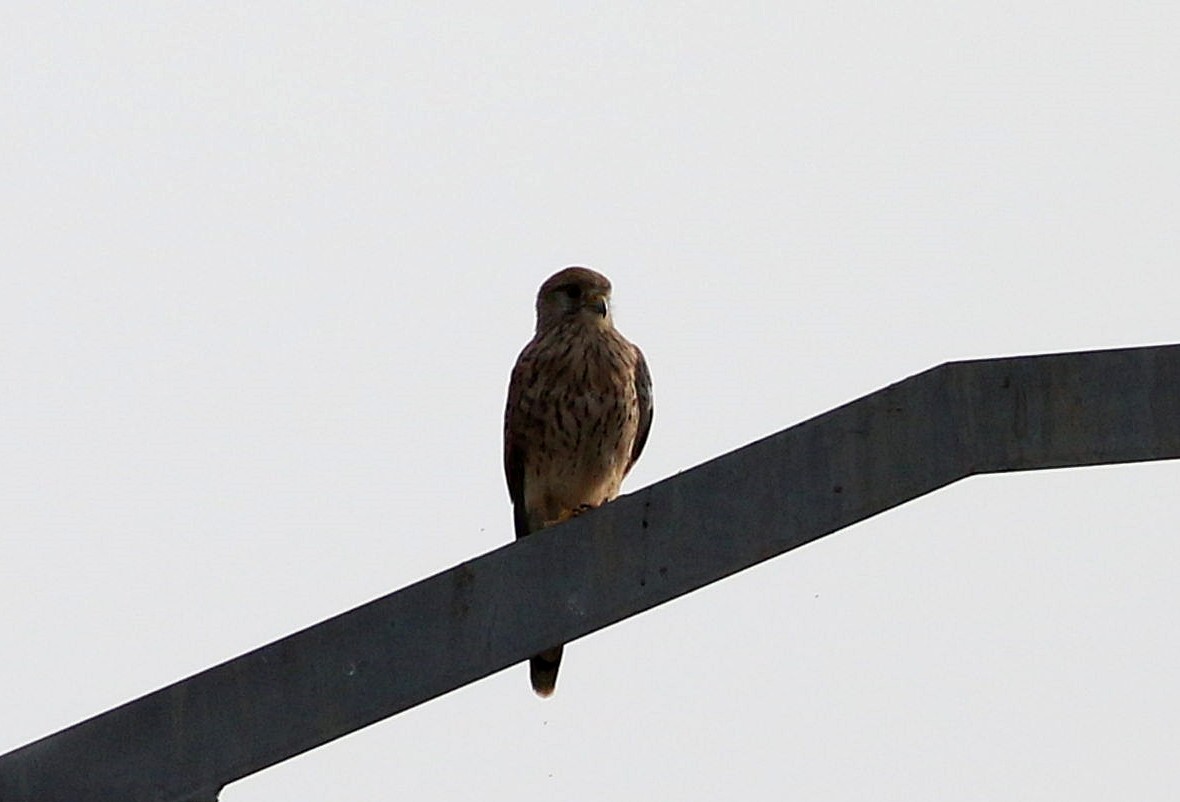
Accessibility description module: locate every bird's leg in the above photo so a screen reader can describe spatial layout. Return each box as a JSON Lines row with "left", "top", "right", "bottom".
{"left": 540, "top": 500, "right": 599, "bottom": 526}
{"left": 545, "top": 503, "right": 599, "bottom": 528}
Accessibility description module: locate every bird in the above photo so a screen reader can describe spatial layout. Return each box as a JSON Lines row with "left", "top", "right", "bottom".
{"left": 503, "top": 267, "right": 653, "bottom": 697}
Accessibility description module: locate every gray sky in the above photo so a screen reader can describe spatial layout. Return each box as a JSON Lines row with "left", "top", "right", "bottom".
{"left": 3, "top": 4, "right": 1179, "bottom": 800}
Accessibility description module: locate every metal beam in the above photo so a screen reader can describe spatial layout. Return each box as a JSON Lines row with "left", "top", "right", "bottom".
{"left": 2, "top": 343, "right": 1178, "bottom": 802}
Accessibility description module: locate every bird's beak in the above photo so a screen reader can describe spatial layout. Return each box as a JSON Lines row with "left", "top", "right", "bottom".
{"left": 585, "top": 292, "right": 609, "bottom": 318}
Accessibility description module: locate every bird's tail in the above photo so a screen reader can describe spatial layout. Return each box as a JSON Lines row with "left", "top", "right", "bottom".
{"left": 530, "top": 645, "right": 564, "bottom": 697}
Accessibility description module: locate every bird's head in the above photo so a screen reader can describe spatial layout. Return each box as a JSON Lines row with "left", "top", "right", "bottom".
{"left": 534, "top": 266, "right": 613, "bottom": 332}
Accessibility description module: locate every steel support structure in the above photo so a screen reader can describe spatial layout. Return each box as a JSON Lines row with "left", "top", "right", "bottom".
{"left": 2, "top": 343, "right": 1178, "bottom": 801}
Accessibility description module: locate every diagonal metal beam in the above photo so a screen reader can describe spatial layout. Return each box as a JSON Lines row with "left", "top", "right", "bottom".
{"left": 2, "top": 343, "right": 1178, "bottom": 802}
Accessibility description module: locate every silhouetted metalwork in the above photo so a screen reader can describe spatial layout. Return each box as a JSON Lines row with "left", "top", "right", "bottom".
{"left": 2, "top": 344, "right": 1177, "bottom": 802}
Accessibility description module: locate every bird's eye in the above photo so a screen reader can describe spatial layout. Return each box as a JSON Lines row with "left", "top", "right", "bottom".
{"left": 560, "top": 284, "right": 582, "bottom": 301}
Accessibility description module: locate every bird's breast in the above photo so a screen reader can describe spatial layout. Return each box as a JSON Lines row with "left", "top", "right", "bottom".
{"left": 518, "top": 326, "right": 641, "bottom": 524}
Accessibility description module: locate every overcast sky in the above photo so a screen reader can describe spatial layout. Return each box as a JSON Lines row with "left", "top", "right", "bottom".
{"left": 3, "top": 4, "right": 1179, "bottom": 800}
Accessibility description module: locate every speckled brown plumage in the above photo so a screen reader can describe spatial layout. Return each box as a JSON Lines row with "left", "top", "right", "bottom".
{"left": 503, "top": 267, "right": 653, "bottom": 697}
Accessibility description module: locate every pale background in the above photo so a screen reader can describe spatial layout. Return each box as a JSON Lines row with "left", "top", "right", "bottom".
{"left": 3, "top": 4, "right": 1179, "bottom": 800}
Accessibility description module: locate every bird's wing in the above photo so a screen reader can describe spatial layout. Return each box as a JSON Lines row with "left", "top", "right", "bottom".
{"left": 627, "top": 345, "right": 653, "bottom": 472}
{"left": 504, "top": 351, "right": 533, "bottom": 539}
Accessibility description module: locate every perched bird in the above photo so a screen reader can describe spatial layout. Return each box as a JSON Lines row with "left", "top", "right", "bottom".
{"left": 503, "top": 267, "right": 653, "bottom": 697}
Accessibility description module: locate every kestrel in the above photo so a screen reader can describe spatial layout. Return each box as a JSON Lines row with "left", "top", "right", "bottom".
{"left": 503, "top": 267, "right": 653, "bottom": 697}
